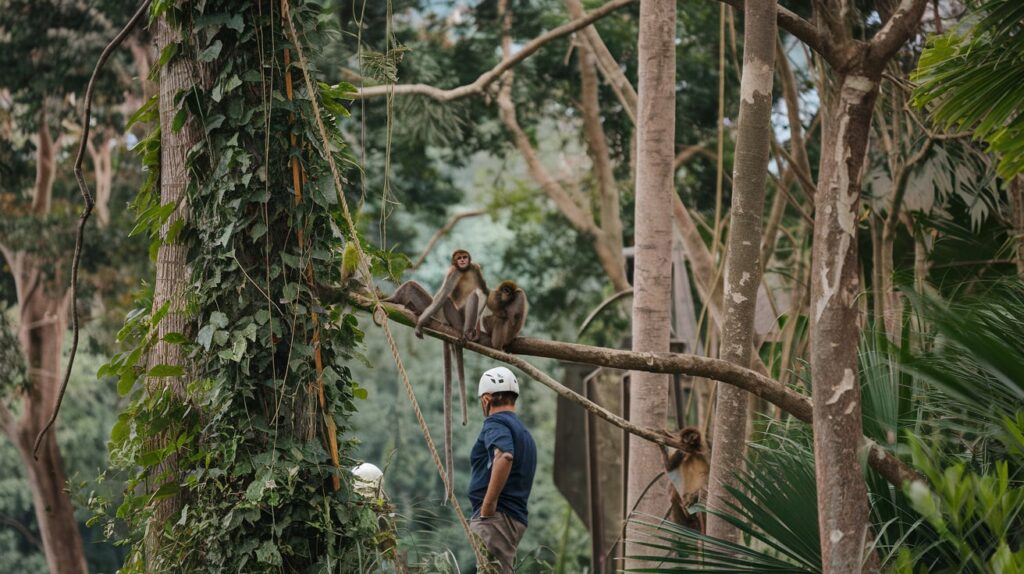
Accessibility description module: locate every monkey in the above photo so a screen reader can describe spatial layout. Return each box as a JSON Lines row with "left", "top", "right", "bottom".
{"left": 662, "top": 426, "right": 710, "bottom": 532}
{"left": 476, "top": 280, "right": 528, "bottom": 350}
{"left": 383, "top": 249, "right": 488, "bottom": 501}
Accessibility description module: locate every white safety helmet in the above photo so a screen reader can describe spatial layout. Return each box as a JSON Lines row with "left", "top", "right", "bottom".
{"left": 478, "top": 366, "right": 520, "bottom": 396}
{"left": 351, "top": 462, "right": 383, "bottom": 497}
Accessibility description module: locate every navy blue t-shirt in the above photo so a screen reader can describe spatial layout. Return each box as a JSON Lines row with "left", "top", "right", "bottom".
{"left": 468, "top": 410, "right": 537, "bottom": 526}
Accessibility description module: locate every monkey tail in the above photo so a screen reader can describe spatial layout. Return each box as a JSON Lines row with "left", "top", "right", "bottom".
{"left": 455, "top": 347, "right": 468, "bottom": 426}
{"left": 443, "top": 342, "right": 455, "bottom": 505}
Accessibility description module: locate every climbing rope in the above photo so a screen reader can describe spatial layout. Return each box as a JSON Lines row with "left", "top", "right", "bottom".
{"left": 281, "top": 2, "right": 491, "bottom": 568}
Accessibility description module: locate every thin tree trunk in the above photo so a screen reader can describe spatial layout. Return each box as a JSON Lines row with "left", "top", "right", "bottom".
{"left": 810, "top": 70, "right": 879, "bottom": 573}
{"left": 706, "top": 0, "right": 777, "bottom": 543}
{"left": 625, "top": 0, "right": 675, "bottom": 568}
{"left": 146, "top": 15, "right": 203, "bottom": 564}
{"left": 16, "top": 290, "right": 85, "bottom": 574}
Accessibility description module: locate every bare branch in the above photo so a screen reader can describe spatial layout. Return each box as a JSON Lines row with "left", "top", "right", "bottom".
{"left": 355, "top": 0, "right": 637, "bottom": 101}
{"left": 575, "top": 35, "right": 624, "bottom": 256}
{"left": 717, "top": 0, "right": 829, "bottom": 64}
{"left": 884, "top": 137, "right": 934, "bottom": 239}
{"left": 409, "top": 210, "right": 487, "bottom": 270}
{"left": 869, "top": 0, "right": 930, "bottom": 67}
{"left": 346, "top": 292, "right": 921, "bottom": 488}
{"left": 565, "top": 0, "right": 637, "bottom": 120}
{"left": 0, "top": 513, "right": 42, "bottom": 552}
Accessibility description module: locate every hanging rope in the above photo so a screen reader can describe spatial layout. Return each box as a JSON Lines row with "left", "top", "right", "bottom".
{"left": 281, "top": 2, "right": 491, "bottom": 568}
{"left": 280, "top": 0, "right": 342, "bottom": 492}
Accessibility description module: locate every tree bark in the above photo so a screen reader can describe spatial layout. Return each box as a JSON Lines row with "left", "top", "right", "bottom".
{"left": 807, "top": 2, "right": 928, "bottom": 569}
{"left": 706, "top": 0, "right": 777, "bottom": 543}
{"left": 146, "top": 15, "right": 203, "bottom": 564}
{"left": 625, "top": 0, "right": 675, "bottom": 568}
{"left": 0, "top": 110, "right": 88, "bottom": 574}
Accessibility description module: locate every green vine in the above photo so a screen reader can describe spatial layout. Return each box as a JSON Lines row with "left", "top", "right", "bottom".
{"left": 93, "top": 1, "right": 399, "bottom": 572}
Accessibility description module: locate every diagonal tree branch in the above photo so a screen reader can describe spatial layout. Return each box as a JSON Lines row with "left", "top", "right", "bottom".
{"left": 346, "top": 292, "right": 921, "bottom": 488}
{"left": 355, "top": 0, "right": 637, "bottom": 101}
{"left": 409, "top": 209, "right": 486, "bottom": 270}
{"left": 869, "top": 0, "right": 930, "bottom": 67}
{"left": 565, "top": 0, "right": 638, "bottom": 121}
{"left": 716, "top": 0, "right": 831, "bottom": 65}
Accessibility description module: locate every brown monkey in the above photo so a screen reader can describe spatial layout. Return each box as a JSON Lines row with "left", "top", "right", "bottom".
{"left": 477, "top": 280, "right": 528, "bottom": 350}
{"left": 663, "top": 426, "right": 710, "bottom": 532}
{"left": 383, "top": 249, "right": 487, "bottom": 501}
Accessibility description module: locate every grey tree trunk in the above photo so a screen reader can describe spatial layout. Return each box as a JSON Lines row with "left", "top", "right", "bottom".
{"left": 146, "top": 15, "right": 203, "bottom": 564}
{"left": 625, "top": 0, "right": 675, "bottom": 568}
{"left": 706, "top": 0, "right": 777, "bottom": 543}
{"left": 809, "top": 70, "right": 879, "bottom": 573}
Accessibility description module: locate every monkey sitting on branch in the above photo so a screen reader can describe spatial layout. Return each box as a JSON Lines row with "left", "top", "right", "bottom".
{"left": 383, "top": 248, "right": 488, "bottom": 501}
{"left": 475, "top": 280, "right": 528, "bottom": 350}
{"left": 661, "top": 426, "right": 710, "bottom": 533}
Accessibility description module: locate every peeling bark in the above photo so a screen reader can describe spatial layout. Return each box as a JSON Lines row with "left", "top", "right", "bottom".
{"left": 706, "top": 0, "right": 777, "bottom": 543}
{"left": 810, "top": 70, "right": 879, "bottom": 573}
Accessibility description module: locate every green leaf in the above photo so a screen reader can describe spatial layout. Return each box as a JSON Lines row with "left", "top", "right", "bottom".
{"left": 197, "top": 325, "right": 215, "bottom": 350}
{"left": 210, "top": 311, "right": 229, "bottom": 329}
{"left": 148, "top": 364, "right": 185, "bottom": 378}
{"left": 151, "top": 481, "right": 180, "bottom": 500}
{"left": 198, "top": 39, "right": 222, "bottom": 62}
{"left": 255, "top": 540, "right": 282, "bottom": 566}
{"left": 171, "top": 107, "right": 188, "bottom": 132}
{"left": 126, "top": 95, "right": 160, "bottom": 130}
{"left": 163, "top": 332, "right": 188, "bottom": 344}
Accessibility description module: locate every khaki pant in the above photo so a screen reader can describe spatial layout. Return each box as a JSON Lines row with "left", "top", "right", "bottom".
{"left": 469, "top": 511, "right": 527, "bottom": 573}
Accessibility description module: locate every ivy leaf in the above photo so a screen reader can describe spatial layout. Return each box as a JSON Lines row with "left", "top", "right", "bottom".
{"left": 210, "top": 311, "right": 229, "bottom": 329}
{"left": 198, "top": 39, "right": 222, "bottom": 62}
{"left": 148, "top": 364, "right": 185, "bottom": 377}
{"left": 255, "top": 541, "right": 282, "bottom": 566}
{"left": 197, "top": 324, "right": 216, "bottom": 350}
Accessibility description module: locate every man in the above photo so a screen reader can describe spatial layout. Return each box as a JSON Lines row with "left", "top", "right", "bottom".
{"left": 468, "top": 366, "right": 537, "bottom": 573}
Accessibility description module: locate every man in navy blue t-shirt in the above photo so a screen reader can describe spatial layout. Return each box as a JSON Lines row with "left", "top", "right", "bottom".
{"left": 468, "top": 366, "right": 537, "bottom": 573}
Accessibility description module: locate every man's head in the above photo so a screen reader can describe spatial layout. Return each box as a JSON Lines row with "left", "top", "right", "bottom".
{"left": 451, "top": 249, "right": 472, "bottom": 270}
{"left": 478, "top": 366, "right": 519, "bottom": 415}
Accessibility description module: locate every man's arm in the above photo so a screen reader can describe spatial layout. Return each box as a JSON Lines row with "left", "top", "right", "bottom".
{"left": 480, "top": 448, "right": 513, "bottom": 517}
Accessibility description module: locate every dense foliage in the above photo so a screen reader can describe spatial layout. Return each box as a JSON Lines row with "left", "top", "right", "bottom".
{"left": 93, "top": 2, "right": 395, "bottom": 571}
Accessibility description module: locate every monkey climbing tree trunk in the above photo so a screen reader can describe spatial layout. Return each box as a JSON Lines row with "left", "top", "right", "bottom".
{"left": 624, "top": 0, "right": 675, "bottom": 568}
{"left": 146, "top": 14, "right": 204, "bottom": 564}
{"left": 705, "top": 0, "right": 777, "bottom": 544}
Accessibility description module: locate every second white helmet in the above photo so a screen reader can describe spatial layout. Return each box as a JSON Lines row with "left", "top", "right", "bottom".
{"left": 478, "top": 366, "right": 520, "bottom": 396}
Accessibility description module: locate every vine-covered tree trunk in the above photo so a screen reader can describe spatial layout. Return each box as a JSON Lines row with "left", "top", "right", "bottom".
{"left": 706, "top": 0, "right": 777, "bottom": 543}
{"left": 625, "top": 0, "right": 675, "bottom": 568}
{"left": 146, "top": 14, "right": 202, "bottom": 564}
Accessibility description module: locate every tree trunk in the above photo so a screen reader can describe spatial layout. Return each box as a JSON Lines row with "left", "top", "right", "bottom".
{"left": 16, "top": 288, "right": 85, "bottom": 574}
{"left": 706, "top": 0, "right": 777, "bottom": 543}
{"left": 146, "top": 15, "right": 203, "bottom": 563}
{"left": 625, "top": 0, "right": 675, "bottom": 568}
{"left": 810, "top": 70, "right": 879, "bottom": 573}
{"left": 0, "top": 112, "right": 88, "bottom": 574}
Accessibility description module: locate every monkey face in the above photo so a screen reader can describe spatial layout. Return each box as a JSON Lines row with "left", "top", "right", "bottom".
{"left": 452, "top": 250, "right": 471, "bottom": 269}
